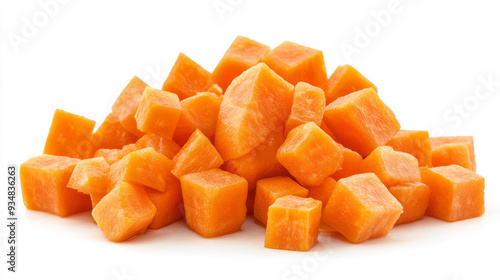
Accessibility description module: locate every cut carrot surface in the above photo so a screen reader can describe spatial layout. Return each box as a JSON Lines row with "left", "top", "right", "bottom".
{"left": 145, "top": 179, "right": 183, "bottom": 230}
{"left": 91, "top": 112, "right": 138, "bottom": 150}
{"left": 112, "top": 76, "right": 149, "bottom": 138}
{"left": 67, "top": 157, "right": 109, "bottom": 195}
{"left": 331, "top": 146, "right": 362, "bottom": 181}
{"left": 135, "top": 134, "right": 181, "bottom": 159}
{"left": 432, "top": 143, "right": 472, "bottom": 171}
{"left": 284, "top": 82, "right": 326, "bottom": 135}
{"left": 306, "top": 177, "right": 337, "bottom": 210}
{"left": 386, "top": 130, "right": 432, "bottom": 167}
{"left": 94, "top": 143, "right": 138, "bottom": 165}
{"left": 388, "top": 182, "right": 430, "bottom": 225}
{"left": 323, "top": 64, "right": 377, "bottom": 104}
{"left": 430, "top": 136, "right": 476, "bottom": 171}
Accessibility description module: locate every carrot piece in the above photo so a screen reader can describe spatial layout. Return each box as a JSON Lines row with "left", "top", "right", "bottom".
{"left": 92, "top": 182, "right": 156, "bottom": 242}
{"left": 206, "top": 83, "right": 223, "bottom": 96}
{"left": 388, "top": 182, "right": 430, "bottom": 225}
{"left": 323, "top": 64, "right": 377, "bottom": 104}
{"left": 265, "top": 195, "right": 322, "bottom": 252}
{"left": 277, "top": 122, "right": 343, "bottom": 186}
{"left": 386, "top": 129, "right": 432, "bottom": 167}
{"left": 215, "top": 63, "right": 294, "bottom": 161}
{"left": 172, "top": 92, "right": 221, "bottom": 146}
{"left": 112, "top": 76, "right": 149, "bottom": 138}
{"left": 135, "top": 134, "right": 181, "bottom": 159}
{"left": 118, "top": 94, "right": 145, "bottom": 138}
{"left": 331, "top": 146, "right": 363, "bottom": 181}
{"left": 263, "top": 41, "right": 328, "bottom": 87}
{"left": 212, "top": 36, "right": 270, "bottom": 91}
{"left": 253, "top": 176, "right": 309, "bottom": 225}
{"left": 323, "top": 88, "right": 401, "bottom": 157}
{"left": 90, "top": 192, "right": 106, "bottom": 208}
{"left": 319, "top": 120, "right": 337, "bottom": 141}
{"left": 430, "top": 136, "right": 476, "bottom": 171}
{"left": 171, "top": 129, "right": 224, "bottom": 179}
{"left": 284, "top": 82, "right": 326, "bottom": 135}
{"left": 108, "top": 147, "right": 173, "bottom": 192}
{"left": 135, "top": 86, "right": 181, "bottom": 140}
{"left": 421, "top": 165, "right": 484, "bottom": 222}
{"left": 90, "top": 112, "right": 138, "bottom": 151}
{"left": 20, "top": 155, "right": 91, "bottom": 217}
{"left": 306, "top": 177, "right": 337, "bottom": 210}
{"left": 162, "top": 53, "right": 213, "bottom": 100}
{"left": 358, "top": 146, "right": 421, "bottom": 187}
{"left": 67, "top": 157, "right": 109, "bottom": 195}
{"left": 144, "top": 174, "right": 183, "bottom": 230}
{"left": 180, "top": 169, "right": 248, "bottom": 238}
{"left": 432, "top": 143, "right": 472, "bottom": 171}
{"left": 94, "top": 143, "right": 138, "bottom": 165}
{"left": 43, "top": 109, "right": 95, "bottom": 159}
{"left": 322, "top": 173, "right": 403, "bottom": 243}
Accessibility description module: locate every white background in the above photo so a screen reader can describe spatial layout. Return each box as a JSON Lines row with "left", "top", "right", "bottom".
{"left": 1, "top": 0, "right": 500, "bottom": 279}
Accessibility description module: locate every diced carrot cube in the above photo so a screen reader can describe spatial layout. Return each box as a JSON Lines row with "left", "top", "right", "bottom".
{"left": 135, "top": 134, "right": 181, "bottom": 159}
{"left": 20, "top": 155, "right": 91, "bottom": 217}
{"left": 92, "top": 182, "right": 156, "bottom": 242}
{"left": 322, "top": 173, "right": 403, "bottom": 243}
{"left": 212, "top": 36, "right": 270, "bottom": 91}
{"left": 432, "top": 143, "right": 472, "bottom": 170}
{"left": 277, "top": 122, "right": 343, "bottom": 186}
{"left": 67, "top": 157, "right": 109, "bottom": 195}
{"left": 430, "top": 136, "right": 476, "bottom": 171}
{"left": 265, "top": 195, "right": 322, "bottom": 252}
{"left": 162, "top": 53, "right": 213, "bottom": 100}
{"left": 421, "top": 165, "right": 484, "bottom": 222}
{"left": 306, "top": 177, "right": 337, "bottom": 210}
{"left": 358, "top": 146, "right": 421, "bottom": 187}
{"left": 108, "top": 147, "right": 172, "bottom": 192}
{"left": 331, "top": 146, "right": 363, "bottom": 181}
{"left": 180, "top": 169, "right": 248, "bottom": 238}
{"left": 215, "top": 63, "right": 294, "bottom": 161}
{"left": 90, "top": 112, "right": 138, "bottom": 151}
{"left": 388, "top": 182, "right": 430, "bottom": 225}
{"left": 94, "top": 143, "right": 138, "bottom": 165}
{"left": 386, "top": 129, "right": 432, "bottom": 167}
{"left": 145, "top": 176, "right": 183, "bottom": 230}
{"left": 43, "top": 109, "right": 95, "bottom": 159}
{"left": 135, "top": 86, "right": 181, "bottom": 140}
{"left": 284, "top": 82, "right": 326, "bottom": 135}
{"left": 111, "top": 76, "right": 148, "bottom": 115}
{"left": 264, "top": 41, "right": 328, "bottom": 87}
{"left": 118, "top": 93, "right": 145, "bottom": 138}
{"left": 323, "top": 64, "right": 377, "bottom": 104}
{"left": 173, "top": 92, "right": 221, "bottom": 146}
{"left": 323, "top": 88, "right": 401, "bottom": 157}
{"left": 253, "top": 176, "right": 309, "bottom": 225}
{"left": 171, "top": 129, "right": 224, "bottom": 179}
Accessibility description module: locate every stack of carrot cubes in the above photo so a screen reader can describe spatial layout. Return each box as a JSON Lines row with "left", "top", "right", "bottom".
{"left": 20, "top": 36, "right": 485, "bottom": 251}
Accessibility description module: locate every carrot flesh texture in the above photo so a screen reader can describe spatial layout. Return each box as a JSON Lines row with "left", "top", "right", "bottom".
{"left": 144, "top": 172, "right": 183, "bottom": 230}
{"left": 322, "top": 173, "right": 403, "bottom": 243}
{"left": 135, "top": 134, "right": 181, "bottom": 159}
{"left": 331, "top": 147, "right": 362, "bottom": 181}
{"left": 323, "top": 88, "right": 400, "bottom": 157}
{"left": 91, "top": 112, "right": 138, "bottom": 151}
{"left": 263, "top": 41, "right": 328, "bottom": 87}
{"left": 113, "top": 76, "right": 149, "bottom": 138}
{"left": 20, "top": 155, "right": 91, "bottom": 217}
{"left": 420, "top": 165, "right": 484, "bottom": 222}
{"left": 432, "top": 143, "right": 472, "bottom": 171}
{"left": 357, "top": 146, "right": 421, "bottom": 187}
{"left": 265, "top": 196, "right": 322, "bottom": 252}
{"left": 306, "top": 177, "right": 337, "bottom": 211}
{"left": 284, "top": 82, "right": 326, "bottom": 135}
{"left": 67, "top": 157, "right": 109, "bottom": 195}
{"left": 323, "top": 64, "right": 377, "bottom": 105}
{"left": 92, "top": 182, "right": 156, "bottom": 242}
{"left": 94, "top": 143, "right": 138, "bottom": 165}
{"left": 212, "top": 36, "right": 270, "bottom": 91}
{"left": 430, "top": 136, "right": 476, "bottom": 171}
{"left": 277, "top": 122, "right": 343, "bottom": 186}
{"left": 386, "top": 129, "right": 432, "bottom": 167}
{"left": 215, "top": 63, "right": 294, "bottom": 161}
{"left": 253, "top": 176, "right": 308, "bottom": 225}
{"left": 180, "top": 169, "right": 248, "bottom": 238}
{"left": 388, "top": 182, "right": 430, "bottom": 225}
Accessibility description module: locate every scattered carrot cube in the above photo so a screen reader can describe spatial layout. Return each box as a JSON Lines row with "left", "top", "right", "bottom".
{"left": 112, "top": 76, "right": 149, "bottom": 138}
{"left": 432, "top": 143, "right": 472, "bottom": 171}
{"left": 306, "top": 177, "right": 337, "bottom": 210}
{"left": 135, "top": 133, "right": 181, "bottom": 159}
{"left": 430, "top": 136, "right": 476, "bottom": 171}
{"left": 284, "top": 82, "right": 326, "bottom": 135}
{"left": 386, "top": 130, "right": 432, "bottom": 167}
{"left": 323, "top": 64, "right": 377, "bottom": 104}
{"left": 67, "top": 157, "right": 109, "bottom": 195}
{"left": 265, "top": 195, "right": 322, "bottom": 252}
{"left": 421, "top": 165, "right": 484, "bottom": 222}
{"left": 180, "top": 169, "right": 248, "bottom": 238}
{"left": 331, "top": 146, "right": 363, "bottom": 181}
{"left": 388, "top": 182, "right": 430, "bottom": 225}
{"left": 91, "top": 112, "right": 138, "bottom": 151}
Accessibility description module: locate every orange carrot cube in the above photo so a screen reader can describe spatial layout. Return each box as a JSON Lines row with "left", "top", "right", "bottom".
{"left": 145, "top": 175, "right": 183, "bottom": 230}
{"left": 386, "top": 129, "right": 432, "bottom": 167}
{"left": 306, "top": 177, "right": 337, "bottom": 210}
{"left": 112, "top": 76, "right": 149, "bottom": 138}
{"left": 432, "top": 143, "right": 472, "bottom": 171}
{"left": 323, "top": 64, "right": 377, "bottom": 104}
{"left": 284, "top": 82, "right": 326, "bottom": 135}
{"left": 135, "top": 134, "right": 181, "bottom": 159}
{"left": 388, "top": 182, "right": 430, "bottom": 225}
{"left": 90, "top": 112, "right": 138, "bottom": 151}
{"left": 331, "top": 146, "right": 363, "bottom": 181}
{"left": 67, "top": 157, "right": 109, "bottom": 195}
{"left": 430, "top": 136, "right": 476, "bottom": 171}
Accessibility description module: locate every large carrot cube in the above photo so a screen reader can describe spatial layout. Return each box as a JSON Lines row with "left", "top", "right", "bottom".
{"left": 358, "top": 146, "right": 421, "bottom": 187}
{"left": 211, "top": 36, "right": 270, "bottom": 91}
{"left": 388, "top": 182, "right": 430, "bottom": 225}
{"left": 112, "top": 76, "right": 148, "bottom": 138}
{"left": 430, "top": 136, "right": 476, "bottom": 171}
{"left": 277, "top": 122, "right": 343, "bottom": 186}
{"left": 265, "top": 195, "right": 322, "bottom": 252}
{"left": 43, "top": 109, "right": 95, "bottom": 159}
{"left": 263, "top": 41, "right": 327, "bottom": 87}
{"left": 322, "top": 173, "right": 403, "bottom": 243}
{"left": 215, "top": 63, "right": 294, "bottom": 161}
{"left": 135, "top": 86, "right": 181, "bottom": 140}
{"left": 162, "top": 53, "right": 213, "bottom": 100}
{"left": 92, "top": 182, "right": 156, "bottom": 242}
{"left": 284, "top": 82, "right": 326, "bottom": 135}
{"left": 67, "top": 157, "right": 109, "bottom": 195}
{"left": 171, "top": 129, "right": 224, "bottom": 179}
{"left": 306, "top": 177, "right": 337, "bottom": 210}
{"left": 421, "top": 165, "right": 484, "bottom": 222}
{"left": 180, "top": 169, "right": 248, "bottom": 238}
{"left": 135, "top": 133, "right": 181, "bottom": 159}
{"left": 91, "top": 112, "right": 138, "bottom": 151}
{"left": 20, "top": 155, "right": 91, "bottom": 217}
{"left": 323, "top": 64, "right": 377, "bottom": 104}
{"left": 108, "top": 147, "right": 172, "bottom": 192}
{"left": 386, "top": 130, "right": 432, "bottom": 167}
{"left": 323, "top": 88, "right": 400, "bottom": 157}
{"left": 253, "top": 176, "right": 308, "bottom": 225}
{"left": 331, "top": 146, "right": 363, "bottom": 181}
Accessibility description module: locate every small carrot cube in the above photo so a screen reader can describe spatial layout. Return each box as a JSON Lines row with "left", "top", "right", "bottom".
{"left": 90, "top": 112, "right": 138, "bottom": 151}
{"left": 285, "top": 82, "right": 326, "bottom": 135}
{"left": 265, "top": 195, "right": 322, "bottom": 252}
{"left": 180, "top": 169, "right": 248, "bottom": 238}
{"left": 386, "top": 129, "right": 432, "bottom": 167}
{"left": 112, "top": 76, "right": 149, "bottom": 138}
{"left": 431, "top": 143, "right": 473, "bottom": 171}
{"left": 430, "top": 136, "right": 475, "bottom": 171}
{"left": 388, "top": 182, "right": 430, "bottom": 225}
{"left": 331, "top": 146, "right": 363, "bottom": 181}
{"left": 323, "top": 64, "right": 377, "bottom": 104}
{"left": 67, "top": 157, "right": 109, "bottom": 195}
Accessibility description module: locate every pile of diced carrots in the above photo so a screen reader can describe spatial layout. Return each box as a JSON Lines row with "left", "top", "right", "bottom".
{"left": 20, "top": 36, "right": 485, "bottom": 251}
